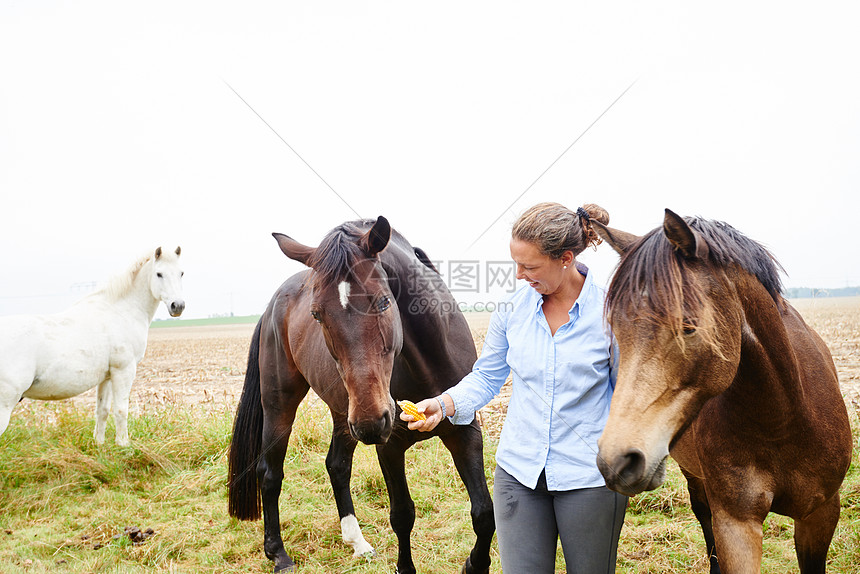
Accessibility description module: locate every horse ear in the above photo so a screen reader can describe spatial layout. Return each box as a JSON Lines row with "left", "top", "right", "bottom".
{"left": 273, "top": 232, "right": 316, "bottom": 266}
{"left": 362, "top": 216, "right": 391, "bottom": 257}
{"left": 663, "top": 209, "right": 708, "bottom": 259}
{"left": 175, "top": 246, "right": 181, "bottom": 257}
{"left": 591, "top": 220, "right": 640, "bottom": 255}
{"left": 155, "top": 247, "right": 163, "bottom": 260}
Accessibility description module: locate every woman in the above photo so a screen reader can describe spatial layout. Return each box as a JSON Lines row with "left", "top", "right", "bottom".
{"left": 403, "top": 202, "right": 627, "bottom": 573}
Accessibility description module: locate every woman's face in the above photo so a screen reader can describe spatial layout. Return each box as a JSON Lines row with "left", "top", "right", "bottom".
{"left": 510, "top": 238, "right": 569, "bottom": 295}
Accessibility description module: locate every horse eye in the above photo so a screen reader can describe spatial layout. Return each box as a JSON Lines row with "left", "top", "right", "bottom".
{"left": 682, "top": 321, "right": 697, "bottom": 335}
{"left": 310, "top": 310, "right": 322, "bottom": 324}
{"left": 377, "top": 296, "right": 391, "bottom": 313}
{"left": 157, "top": 272, "right": 163, "bottom": 278}
{"left": 180, "top": 271, "right": 184, "bottom": 277}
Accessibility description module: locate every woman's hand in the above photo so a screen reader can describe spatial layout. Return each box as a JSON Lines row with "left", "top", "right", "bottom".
{"left": 400, "top": 397, "right": 444, "bottom": 431}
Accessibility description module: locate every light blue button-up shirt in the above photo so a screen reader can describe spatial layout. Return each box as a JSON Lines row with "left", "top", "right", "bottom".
{"left": 447, "top": 263, "right": 616, "bottom": 491}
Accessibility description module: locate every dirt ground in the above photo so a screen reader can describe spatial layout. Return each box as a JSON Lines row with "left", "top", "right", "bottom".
{"left": 62, "top": 298, "right": 860, "bottom": 429}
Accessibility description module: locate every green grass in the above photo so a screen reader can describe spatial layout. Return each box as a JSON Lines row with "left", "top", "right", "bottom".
{"left": 1, "top": 400, "right": 858, "bottom": 573}
{"left": 149, "top": 315, "right": 261, "bottom": 329}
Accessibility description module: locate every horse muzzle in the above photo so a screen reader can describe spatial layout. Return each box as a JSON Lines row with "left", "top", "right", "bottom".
{"left": 597, "top": 448, "right": 667, "bottom": 497}
{"left": 167, "top": 299, "right": 185, "bottom": 317}
{"left": 348, "top": 410, "right": 393, "bottom": 445}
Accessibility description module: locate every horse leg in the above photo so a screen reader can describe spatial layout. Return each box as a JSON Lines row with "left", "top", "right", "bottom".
{"left": 93, "top": 379, "right": 112, "bottom": 445}
{"left": 326, "top": 414, "right": 374, "bottom": 558}
{"left": 794, "top": 493, "right": 841, "bottom": 574}
{"left": 0, "top": 372, "right": 27, "bottom": 436}
{"left": 108, "top": 366, "right": 135, "bottom": 447}
{"left": 258, "top": 386, "right": 308, "bottom": 573}
{"left": 0, "top": 397, "right": 17, "bottom": 437}
{"left": 710, "top": 509, "right": 764, "bottom": 574}
{"left": 375, "top": 437, "right": 417, "bottom": 574}
{"left": 683, "top": 472, "right": 720, "bottom": 574}
{"left": 258, "top": 417, "right": 295, "bottom": 572}
{"left": 440, "top": 424, "right": 494, "bottom": 574}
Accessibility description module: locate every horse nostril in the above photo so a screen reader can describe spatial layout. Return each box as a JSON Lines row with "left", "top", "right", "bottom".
{"left": 170, "top": 301, "right": 186, "bottom": 316}
{"left": 619, "top": 448, "right": 647, "bottom": 482}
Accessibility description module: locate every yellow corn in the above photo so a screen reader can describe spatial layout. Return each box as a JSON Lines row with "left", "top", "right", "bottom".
{"left": 398, "top": 400, "right": 426, "bottom": 421}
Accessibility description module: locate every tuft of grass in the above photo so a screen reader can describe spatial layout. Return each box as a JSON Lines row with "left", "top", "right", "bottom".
{"left": 0, "top": 399, "right": 859, "bottom": 572}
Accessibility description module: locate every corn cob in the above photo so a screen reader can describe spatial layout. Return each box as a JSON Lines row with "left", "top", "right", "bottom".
{"left": 398, "top": 400, "right": 426, "bottom": 421}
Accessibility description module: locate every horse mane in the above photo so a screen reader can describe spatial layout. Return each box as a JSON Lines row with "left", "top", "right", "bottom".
{"left": 309, "top": 219, "right": 443, "bottom": 299}
{"left": 309, "top": 220, "right": 380, "bottom": 290}
{"left": 607, "top": 217, "right": 784, "bottom": 351}
{"left": 689, "top": 217, "right": 784, "bottom": 298}
{"left": 413, "top": 247, "right": 439, "bottom": 273}
{"left": 87, "top": 253, "right": 153, "bottom": 302}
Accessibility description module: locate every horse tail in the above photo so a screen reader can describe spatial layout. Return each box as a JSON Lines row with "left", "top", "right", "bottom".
{"left": 228, "top": 318, "right": 264, "bottom": 521}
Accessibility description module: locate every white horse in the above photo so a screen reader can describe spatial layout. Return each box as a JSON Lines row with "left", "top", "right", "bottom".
{"left": 0, "top": 246, "right": 185, "bottom": 446}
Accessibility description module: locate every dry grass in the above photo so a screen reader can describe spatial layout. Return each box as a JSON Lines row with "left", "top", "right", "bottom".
{"left": 792, "top": 296, "right": 860, "bottom": 403}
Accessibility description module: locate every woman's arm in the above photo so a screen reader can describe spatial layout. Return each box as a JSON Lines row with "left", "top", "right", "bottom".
{"left": 402, "top": 308, "right": 511, "bottom": 431}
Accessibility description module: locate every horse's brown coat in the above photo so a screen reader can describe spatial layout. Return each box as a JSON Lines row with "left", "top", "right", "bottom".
{"left": 228, "top": 217, "right": 494, "bottom": 574}
{"left": 594, "top": 210, "right": 851, "bottom": 574}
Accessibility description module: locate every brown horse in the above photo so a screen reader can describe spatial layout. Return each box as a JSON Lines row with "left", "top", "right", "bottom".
{"left": 592, "top": 209, "right": 851, "bottom": 573}
{"left": 227, "top": 217, "right": 494, "bottom": 573}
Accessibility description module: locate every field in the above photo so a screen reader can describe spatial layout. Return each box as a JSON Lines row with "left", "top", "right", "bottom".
{"left": 0, "top": 299, "right": 859, "bottom": 573}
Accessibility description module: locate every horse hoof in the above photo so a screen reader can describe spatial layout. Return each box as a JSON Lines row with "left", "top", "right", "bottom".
{"left": 273, "top": 556, "right": 297, "bottom": 573}
{"left": 461, "top": 556, "right": 490, "bottom": 574}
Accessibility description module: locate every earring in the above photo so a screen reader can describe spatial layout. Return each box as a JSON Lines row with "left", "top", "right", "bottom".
{"left": 563, "top": 265, "right": 567, "bottom": 269}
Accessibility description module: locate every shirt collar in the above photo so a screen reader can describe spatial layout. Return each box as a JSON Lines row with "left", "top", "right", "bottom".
{"left": 572, "top": 262, "right": 593, "bottom": 315}
{"left": 526, "top": 261, "right": 593, "bottom": 316}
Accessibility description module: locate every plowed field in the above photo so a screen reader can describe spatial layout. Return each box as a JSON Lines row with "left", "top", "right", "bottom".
{"left": 66, "top": 298, "right": 860, "bottom": 426}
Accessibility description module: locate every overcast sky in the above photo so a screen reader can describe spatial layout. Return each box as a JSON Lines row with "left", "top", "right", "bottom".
{"left": 2, "top": 1, "right": 858, "bottom": 320}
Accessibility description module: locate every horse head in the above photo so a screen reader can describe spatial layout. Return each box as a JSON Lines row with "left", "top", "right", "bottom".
{"left": 151, "top": 246, "right": 185, "bottom": 317}
{"left": 274, "top": 216, "right": 402, "bottom": 444}
{"left": 591, "top": 209, "right": 756, "bottom": 496}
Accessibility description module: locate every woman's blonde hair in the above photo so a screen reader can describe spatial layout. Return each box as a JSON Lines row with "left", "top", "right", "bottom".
{"left": 511, "top": 202, "right": 609, "bottom": 259}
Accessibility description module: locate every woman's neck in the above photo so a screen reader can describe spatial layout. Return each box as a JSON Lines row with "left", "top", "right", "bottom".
{"left": 543, "top": 264, "right": 585, "bottom": 308}
{"left": 541, "top": 266, "right": 586, "bottom": 335}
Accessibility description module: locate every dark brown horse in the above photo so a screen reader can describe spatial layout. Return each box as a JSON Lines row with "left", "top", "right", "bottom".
{"left": 593, "top": 210, "right": 851, "bottom": 574}
{"left": 227, "top": 216, "right": 494, "bottom": 573}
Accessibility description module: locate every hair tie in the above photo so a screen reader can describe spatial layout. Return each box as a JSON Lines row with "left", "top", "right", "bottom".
{"left": 576, "top": 207, "right": 590, "bottom": 222}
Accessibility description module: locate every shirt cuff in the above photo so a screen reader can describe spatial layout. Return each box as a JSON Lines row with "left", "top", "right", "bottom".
{"left": 446, "top": 386, "right": 477, "bottom": 425}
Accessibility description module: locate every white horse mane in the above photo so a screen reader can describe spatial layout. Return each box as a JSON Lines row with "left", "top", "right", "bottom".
{"left": 82, "top": 247, "right": 181, "bottom": 304}
{"left": 96, "top": 253, "right": 154, "bottom": 302}
{"left": 91, "top": 250, "right": 177, "bottom": 302}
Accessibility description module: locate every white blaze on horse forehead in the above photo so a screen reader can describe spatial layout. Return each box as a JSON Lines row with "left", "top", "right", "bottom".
{"left": 338, "top": 281, "right": 351, "bottom": 309}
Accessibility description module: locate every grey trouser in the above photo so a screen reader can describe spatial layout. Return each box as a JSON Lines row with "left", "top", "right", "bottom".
{"left": 493, "top": 466, "right": 627, "bottom": 574}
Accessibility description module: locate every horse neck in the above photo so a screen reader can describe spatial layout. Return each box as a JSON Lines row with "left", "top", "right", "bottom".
{"left": 114, "top": 260, "right": 160, "bottom": 324}
{"left": 725, "top": 270, "right": 805, "bottom": 419}
{"left": 387, "top": 252, "right": 474, "bottom": 391}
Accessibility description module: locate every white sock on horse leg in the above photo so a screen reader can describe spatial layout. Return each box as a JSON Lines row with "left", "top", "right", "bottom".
{"left": 341, "top": 514, "right": 374, "bottom": 558}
